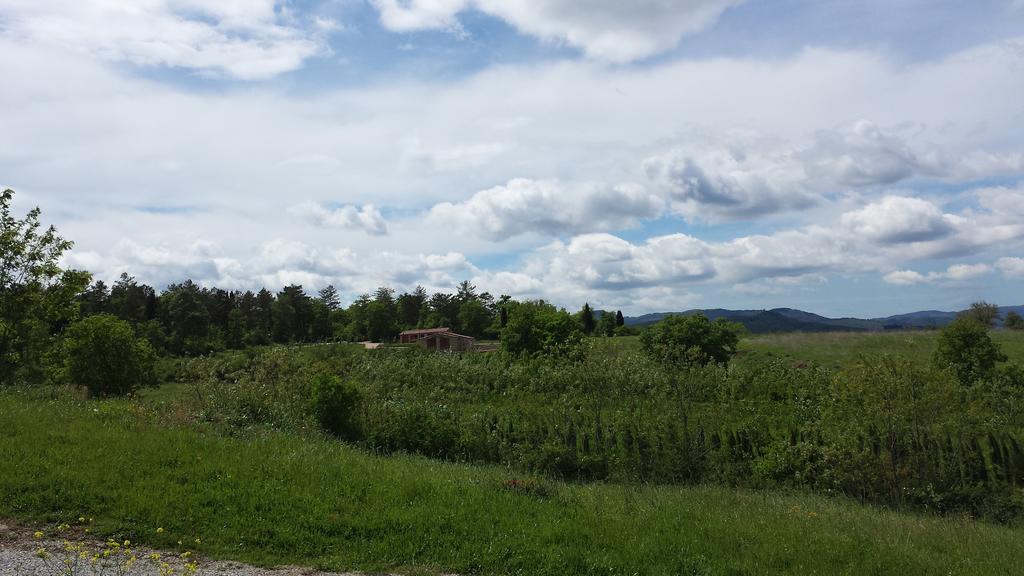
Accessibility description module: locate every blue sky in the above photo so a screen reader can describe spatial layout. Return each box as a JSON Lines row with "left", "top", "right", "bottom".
{"left": 2, "top": 0, "right": 1024, "bottom": 316}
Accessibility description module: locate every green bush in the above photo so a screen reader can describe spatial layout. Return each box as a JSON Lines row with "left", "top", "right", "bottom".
{"left": 62, "top": 314, "right": 156, "bottom": 397}
{"left": 1005, "top": 310, "right": 1024, "bottom": 330}
{"left": 500, "top": 300, "right": 583, "bottom": 357}
{"left": 639, "top": 313, "right": 743, "bottom": 367}
{"left": 309, "top": 374, "right": 362, "bottom": 440}
{"left": 933, "top": 317, "right": 1007, "bottom": 385}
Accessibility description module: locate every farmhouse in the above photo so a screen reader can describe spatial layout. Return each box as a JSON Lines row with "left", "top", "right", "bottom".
{"left": 399, "top": 327, "right": 476, "bottom": 352}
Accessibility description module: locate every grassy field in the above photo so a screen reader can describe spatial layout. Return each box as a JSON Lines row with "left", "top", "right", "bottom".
{"left": 3, "top": 390, "right": 1024, "bottom": 576}
{"left": 604, "top": 329, "right": 1024, "bottom": 370}
{"left": 739, "top": 330, "right": 1024, "bottom": 369}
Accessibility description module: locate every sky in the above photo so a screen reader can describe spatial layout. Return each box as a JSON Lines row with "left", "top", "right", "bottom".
{"left": 2, "top": 0, "right": 1024, "bottom": 317}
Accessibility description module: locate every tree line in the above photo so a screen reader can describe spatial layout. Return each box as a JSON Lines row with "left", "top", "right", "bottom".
{"left": 74, "top": 274, "right": 628, "bottom": 356}
{"left": 3, "top": 187, "right": 633, "bottom": 386}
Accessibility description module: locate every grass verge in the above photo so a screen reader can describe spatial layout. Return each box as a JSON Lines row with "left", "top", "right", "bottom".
{"left": 2, "top": 391, "right": 1022, "bottom": 576}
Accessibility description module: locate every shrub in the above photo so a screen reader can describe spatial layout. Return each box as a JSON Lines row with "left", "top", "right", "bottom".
{"left": 959, "top": 301, "right": 999, "bottom": 326}
{"left": 309, "top": 374, "right": 362, "bottom": 440}
{"left": 933, "top": 317, "right": 1007, "bottom": 385}
{"left": 63, "top": 314, "right": 156, "bottom": 397}
{"left": 500, "top": 300, "right": 583, "bottom": 357}
{"left": 639, "top": 313, "right": 743, "bottom": 367}
{"left": 1005, "top": 310, "right": 1024, "bottom": 330}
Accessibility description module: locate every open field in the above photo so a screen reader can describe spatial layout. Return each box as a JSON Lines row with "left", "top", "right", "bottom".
{"left": 603, "top": 330, "right": 1024, "bottom": 370}
{"left": 3, "top": 391, "right": 1024, "bottom": 576}
{"left": 739, "top": 330, "right": 1024, "bottom": 369}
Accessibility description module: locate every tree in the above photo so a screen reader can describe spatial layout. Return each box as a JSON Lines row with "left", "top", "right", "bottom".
{"left": 456, "top": 280, "right": 477, "bottom": 302}
{"left": 639, "top": 313, "right": 743, "bottom": 367}
{"left": 596, "top": 310, "right": 617, "bottom": 336}
{"left": 310, "top": 299, "right": 334, "bottom": 341}
{"left": 62, "top": 314, "right": 155, "bottom": 397}
{"left": 365, "top": 299, "right": 397, "bottom": 342}
{"left": 225, "top": 308, "right": 246, "bottom": 349}
{"left": 615, "top": 310, "right": 625, "bottom": 327}
{"left": 500, "top": 300, "right": 583, "bottom": 356}
{"left": 959, "top": 301, "right": 999, "bottom": 327}
{"left": 397, "top": 286, "right": 427, "bottom": 328}
{"left": 318, "top": 284, "right": 341, "bottom": 311}
{"left": 1005, "top": 310, "right": 1024, "bottom": 330}
{"left": 273, "top": 285, "right": 314, "bottom": 343}
{"left": 78, "top": 280, "right": 110, "bottom": 316}
{"left": 579, "top": 303, "right": 595, "bottom": 335}
{"left": 933, "top": 316, "right": 1007, "bottom": 385}
{"left": 427, "top": 292, "right": 459, "bottom": 328}
{"left": 161, "top": 280, "right": 217, "bottom": 355}
{"left": 1, "top": 189, "right": 91, "bottom": 385}
{"left": 109, "top": 273, "right": 155, "bottom": 325}
{"left": 458, "top": 298, "right": 492, "bottom": 338}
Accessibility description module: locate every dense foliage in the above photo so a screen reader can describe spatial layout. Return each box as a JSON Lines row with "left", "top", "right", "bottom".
{"left": 1007, "top": 310, "right": 1024, "bottom": 330}
{"left": 0, "top": 189, "right": 90, "bottom": 385}
{"left": 178, "top": 326, "right": 1024, "bottom": 522}
{"left": 639, "top": 313, "right": 744, "bottom": 367}
{"left": 77, "top": 270, "right": 620, "bottom": 355}
{"left": 309, "top": 373, "right": 362, "bottom": 440}
{"left": 933, "top": 316, "right": 1008, "bottom": 385}
{"left": 62, "top": 314, "right": 156, "bottom": 397}
{"left": 499, "top": 300, "right": 584, "bottom": 356}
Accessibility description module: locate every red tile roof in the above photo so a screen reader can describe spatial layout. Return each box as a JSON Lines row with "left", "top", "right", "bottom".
{"left": 399, "top": 327, "right": 451, "bottom": 336}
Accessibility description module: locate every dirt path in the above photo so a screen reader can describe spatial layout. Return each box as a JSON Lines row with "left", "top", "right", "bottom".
{"left": 0, "top": 523, "right": 359, "bottom": 576}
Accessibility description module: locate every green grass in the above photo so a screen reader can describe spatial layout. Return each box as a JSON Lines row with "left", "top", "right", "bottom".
{"left": 599, "top": 330, "right": 1024, "bottom": 371}
{"left": 2, "top": 391, "right": 1023, "bottom": 576}
{"left": 737, "top": 330, "right": 1024, "bottom": 370}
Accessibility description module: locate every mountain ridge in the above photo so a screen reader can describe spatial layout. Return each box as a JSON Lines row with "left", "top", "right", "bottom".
{"left": 618, "top": 305, "right": 1024, "bottom": 334}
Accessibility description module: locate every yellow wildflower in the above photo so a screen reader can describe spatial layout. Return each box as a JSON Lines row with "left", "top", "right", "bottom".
{"left": 33, "top": 531, "right": 44, "bottom": 539}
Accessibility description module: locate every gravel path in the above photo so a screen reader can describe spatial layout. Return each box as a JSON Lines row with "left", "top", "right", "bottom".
{"left": 0, "top": 523, "right": 360, "bottom": 576}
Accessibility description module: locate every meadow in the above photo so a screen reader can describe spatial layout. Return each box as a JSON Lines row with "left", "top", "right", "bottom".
{"left": 3, "top": 390, "right": 1024, "bottom": 576}
{"left": 3, "top": 329, "right": 1024, "bottom": 575}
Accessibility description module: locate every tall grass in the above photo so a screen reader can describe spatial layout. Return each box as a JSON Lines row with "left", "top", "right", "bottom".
{"left": 3, "top": 392, "right": 1024, "bottom": 576}
{"left": 175, "top": 341, "right": 1024, "bottom": 521}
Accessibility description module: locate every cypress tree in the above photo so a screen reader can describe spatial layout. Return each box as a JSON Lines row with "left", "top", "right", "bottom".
{"left": 581, "top": 303, "right": 595, "bottom": 335}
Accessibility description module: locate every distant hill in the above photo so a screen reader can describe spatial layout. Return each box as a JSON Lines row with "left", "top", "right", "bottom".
{"left": 622, "top": 305, "right": 1024, "bottom": 334}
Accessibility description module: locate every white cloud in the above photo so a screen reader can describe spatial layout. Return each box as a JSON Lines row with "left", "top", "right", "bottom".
{"left": 8, "top": 26, "right": 1024, "bottom": 312}
{"left": 403, "top": 140, "right": 506, "bottom": 172}
{"left": 976, "top": 183, "right": 1024, "bottom": 220}
{"left": 287, "top": 202, "right": 389, "bottom": 235}
{"left": 644, "top": 121, "right": 1024, "bottom": 221}
{"left": 0, "top": 0, "right": 326, "bottom": 79}
{"left": 840, "top": 196, "right": 955, "bottom": 244}
{"left": 487, "top": 187, "right": 1024, "bottom": 309}
{"left": 643, "top": 140, "right": 817, "bottom": 221}
{"left": 883, "top": 263, "right": 991, "bottom": 285}
{"left": 996, "top": 257, "right": 1024, "bottom": 278}
{"left": 371, "top": 0, "right": 742, "bottom": 62}
{"left": 427, "top": 178, "right": 664, "bottom": 240}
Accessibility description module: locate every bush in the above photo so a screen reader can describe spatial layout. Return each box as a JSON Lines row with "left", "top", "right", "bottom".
{"left": 309, "top": 374, "right": 362, "bottom": 440}
{"left": 933, "top": 317, "right": 1007, "bottom": 385}
{"left": 63, "top": 314, "right": 156, "bottom": 397}
{"left": 639, "top": 313, "right": 743, "bottom": 367}
{"left": 1005, "top": 311, "right": 1024, "bottom": 330}
{"left": 500, "top": 300, "right": 583, "bottom": 357}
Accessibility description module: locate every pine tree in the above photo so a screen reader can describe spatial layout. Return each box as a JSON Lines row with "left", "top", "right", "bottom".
{"left": 615, "top": 310, "right": 625, "bottom": 327}
{"left": 318, "top": 284, "right": 341, "bottom": 311}
{"left": 580, "top": 303, "right": 595, "bottom": 335}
